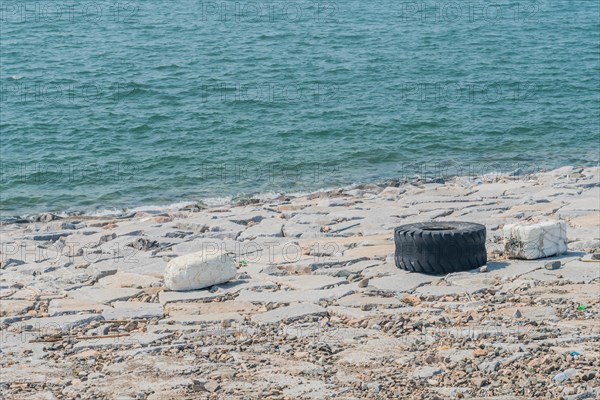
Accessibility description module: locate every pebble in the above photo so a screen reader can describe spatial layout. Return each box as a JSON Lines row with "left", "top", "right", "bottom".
{"left": 358, "top": 278, "right": 370, "bottom": 288}
{"left": 205, "top": 381, "right": 220, "bottom": 393}
{"left": 545, "top": 260, "right": 561, "bottom": 270}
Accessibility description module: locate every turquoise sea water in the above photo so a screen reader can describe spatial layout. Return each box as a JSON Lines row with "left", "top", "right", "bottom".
{"left": 1, "top": 0, "right": 599, "bottom": 215}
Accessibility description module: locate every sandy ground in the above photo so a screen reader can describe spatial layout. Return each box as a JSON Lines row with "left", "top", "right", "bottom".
{"left": 0, "top": 165, "right": 599, "bottom": 399}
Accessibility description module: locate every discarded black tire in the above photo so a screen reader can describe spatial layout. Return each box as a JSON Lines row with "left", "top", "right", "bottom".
{"left": 394, "top": 222, "right": 487, "bottom": 274}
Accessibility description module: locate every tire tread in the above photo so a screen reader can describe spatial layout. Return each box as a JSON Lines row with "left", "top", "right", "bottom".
{"left": 394, "top": 222, "right": 487, "bottom": 274}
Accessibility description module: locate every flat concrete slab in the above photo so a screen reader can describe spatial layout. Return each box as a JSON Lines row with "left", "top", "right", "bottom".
{"left": 69, "top": 287, "right": 143, "bottom": 304}
{"left": 369, "top": 271, "right": 436, "bottom": 293}
{"left": 48, "top": 298, "right": 108, "bottom": 316}
{"left": 102, "top": 301, "right": 164, "bottom": 320}
{"left": 237, "top": 285, "right": 356, "bottom": 304}
{"left": 251, "top": 303, "right": 326, "bottom": 324}
{"left": 73, "top": 332, "right": 172, "bottom": 350}
{"left": 9, "top": 314, "right": 103, "bottom": 334}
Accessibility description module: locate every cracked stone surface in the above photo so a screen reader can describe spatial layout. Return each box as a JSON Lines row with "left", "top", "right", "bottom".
{"left": 0, "top": 166, "right": 598, "bottom": 399}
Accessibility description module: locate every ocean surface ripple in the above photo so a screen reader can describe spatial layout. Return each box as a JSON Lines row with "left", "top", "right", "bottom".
{"left": 1, "top": 0, "right": 599, "bottom": 215}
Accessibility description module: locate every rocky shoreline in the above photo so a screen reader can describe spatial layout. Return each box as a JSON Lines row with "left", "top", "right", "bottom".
{"left": 1, "top": 165, "right": 598, "bottom": 399}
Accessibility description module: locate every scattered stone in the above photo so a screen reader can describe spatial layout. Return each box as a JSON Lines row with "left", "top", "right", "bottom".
{"left": 473, "top": 348, "right": 488, "bottom": 357}
{"left": 128, "top": 238, "right": 159, "bottom": 251}
{"left": 165, "top": 231, "right": 193, "bottom": 239}
{"left": 98, "top": 233, "right": 117, "bottom": 245}
{"left": 27, "top": 232, "right": 72, "bottom": 241}
{"left": 472, "top": 377, "right": 488, "bottom": 388}
{"left": 545, "top": 260, "right": 561, "bottom": 270}
{"left": 357, "top": 277, "right": 369, "bottom": 288}
{"left": 204, "top": 381, "right": 220, "bottom": 393}
{"left": 478, "top": 360, "right": 500, "bottom": 373}
{"left": 34, "top": 213, "right": 61, "bottom": 223}
{"left": 1, "top": 258, "right": 26, "bottom": 269}
{"left": 260, "top": 265, "right": 288, "bottom": 276}
{"left": 411, "top": 367, "right": 444, "bottom": 379}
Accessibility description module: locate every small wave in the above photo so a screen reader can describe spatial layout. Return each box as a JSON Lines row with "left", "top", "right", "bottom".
{"left": 65, "top": 199, "right": 234, "bottom": 218}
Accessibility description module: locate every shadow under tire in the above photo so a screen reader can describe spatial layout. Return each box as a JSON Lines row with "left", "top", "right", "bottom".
{"left": 394, "top": 221, "right": 487, "bottom": 274}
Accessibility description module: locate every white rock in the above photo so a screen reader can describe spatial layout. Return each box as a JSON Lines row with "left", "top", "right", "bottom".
{"left": 163, "top": 250, "right": 236, "bottom": 291}
{"left": 503, "top": 220, "right": 567, "bottom": 260}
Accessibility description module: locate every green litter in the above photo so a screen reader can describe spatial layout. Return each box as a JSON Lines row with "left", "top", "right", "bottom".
{"left": 577, "top": 304, "right": 587, "bottom": 311}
